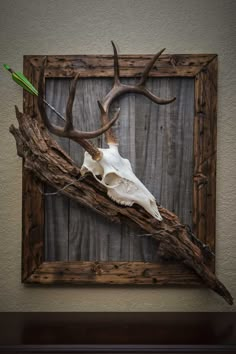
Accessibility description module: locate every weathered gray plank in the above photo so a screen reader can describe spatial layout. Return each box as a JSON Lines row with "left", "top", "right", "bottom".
{"left": 44, "top": 77, "right": 194, "bottom": 262}
{"left": 44, "top": 79, "right": 70, "bottom": 261}
{"left": 134, "top": 78, "right": 194, "bottom": 261}
{"left": 135, "top": 78, "right": 194, "bottom": 224}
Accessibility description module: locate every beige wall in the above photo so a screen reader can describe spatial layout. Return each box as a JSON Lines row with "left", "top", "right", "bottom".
{"left": 0, "top": 0, "right": 235, "bottom": 311}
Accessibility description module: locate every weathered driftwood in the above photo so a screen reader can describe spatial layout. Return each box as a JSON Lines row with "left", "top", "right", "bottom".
{"left": 10, "top": 106, "right": 233, "bottom": 305}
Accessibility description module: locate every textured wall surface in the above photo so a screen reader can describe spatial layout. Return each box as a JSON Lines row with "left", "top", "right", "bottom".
{"left": 0, "top": 0, "right": 235, "bottom": 311}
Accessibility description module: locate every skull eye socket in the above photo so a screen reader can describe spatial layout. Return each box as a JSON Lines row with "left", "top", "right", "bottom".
{"left": 103, "top": 172, "right": 121, "bottom": 186}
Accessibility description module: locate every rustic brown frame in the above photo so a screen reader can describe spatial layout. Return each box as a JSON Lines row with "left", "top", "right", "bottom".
{"left": 22, "top": 53, "right": 217, "bottom": 284}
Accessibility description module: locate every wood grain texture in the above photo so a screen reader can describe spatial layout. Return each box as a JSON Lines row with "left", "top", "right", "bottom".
{"left": 44, "top": 79, "right": 70, "bottom": 261}
{"left": 22, "top": 58, "right": 44, "bottom": 281}
{"left": 193, "top": 57, "right": 217, "bottom": 257}
{"left": 27, "top": 261, "right": 200, "bottom": 285}
{"left": 44, "top": 77, "right": 194, "bottom": 263}
{"left": 135, "top": 77, "right": 194, "bottom": 225}
{"left": 26, "top": 54, "right": 216, "bottom": 78}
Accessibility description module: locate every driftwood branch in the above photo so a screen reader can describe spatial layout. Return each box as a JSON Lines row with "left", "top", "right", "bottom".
{"left": 10, "top": 107, "right": 233, "bottom": 305}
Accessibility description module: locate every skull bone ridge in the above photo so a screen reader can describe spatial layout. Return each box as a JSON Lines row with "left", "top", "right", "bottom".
{"left": 81, "top": 144, "right": 162, "bottom": 221}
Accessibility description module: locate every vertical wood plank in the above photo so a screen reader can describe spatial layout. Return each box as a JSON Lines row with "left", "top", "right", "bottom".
{"left": 22, "top": 59, "right": 44, "bottom": 280}
{"left": 44, "top": 79, "right": 70, "bottom": 261}
{"left": 135, "top": 78, "right": 194, "bottom": 226}
{"left": 193, "top": 57, "right": 217, "bottom": 258}
{"left": 135, "top": 78, "right": 194, "bottom": 261}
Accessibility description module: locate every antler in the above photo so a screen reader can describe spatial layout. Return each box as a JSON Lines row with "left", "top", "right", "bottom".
{"left": 98, "top": 41, "right": 176, "bottom": 144}
{"left": 37, "top": 57, "right": 120, "bottom": 161}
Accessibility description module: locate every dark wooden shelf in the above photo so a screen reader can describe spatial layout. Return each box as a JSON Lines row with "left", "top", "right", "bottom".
{"left": 0, "top": 312, "right": 235, "bottom": 353}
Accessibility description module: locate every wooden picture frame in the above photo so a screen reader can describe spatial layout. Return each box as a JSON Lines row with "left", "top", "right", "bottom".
{"left": 21, "top": 52, "right": 217, "bottom": 285}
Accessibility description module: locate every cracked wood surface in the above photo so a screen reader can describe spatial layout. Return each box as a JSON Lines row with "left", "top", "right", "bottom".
{"left": 10, "top": 106, "right": 233, "bottom": 305}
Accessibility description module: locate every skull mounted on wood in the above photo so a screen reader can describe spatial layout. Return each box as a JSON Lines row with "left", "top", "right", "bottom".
{"left": 38, "top": 42, "right": 175, "bottom": 220}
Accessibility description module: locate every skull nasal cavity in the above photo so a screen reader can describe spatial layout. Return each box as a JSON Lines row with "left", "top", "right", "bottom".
{"left": 103, "top": 173, "right": 121, "bottom": 186}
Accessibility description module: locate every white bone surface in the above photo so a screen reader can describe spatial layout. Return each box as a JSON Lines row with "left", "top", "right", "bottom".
{"left": 81, "top": 144, "right": 162, "bottom": 221}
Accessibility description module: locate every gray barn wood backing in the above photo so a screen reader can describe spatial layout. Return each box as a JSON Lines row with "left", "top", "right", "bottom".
{"left": 45, "top": 77, "right": 194, "bottom": 262}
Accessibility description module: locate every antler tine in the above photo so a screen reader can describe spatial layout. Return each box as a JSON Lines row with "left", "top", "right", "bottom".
{"left": 136, "top": 85, "right": 176, "bottom": 105}
{"left": 65, "top": 72, "right": 80, "bottom": 132}
{"left": 98, "top": 100, "right": 120, "bottom": 145}
{"left": 96, "top": 41, "right": 122, "bottom": 145}
{"left": 138, "top": 48, "right": 166, "bottom": 86}
{"left": 38, "top": 57, "right": 120, "bottom": 160}
{"left": 111, "top": 40, "right": 120, "bottom": 86}
{"left": 99, "top": 43, "right": 176, "bottom": 146}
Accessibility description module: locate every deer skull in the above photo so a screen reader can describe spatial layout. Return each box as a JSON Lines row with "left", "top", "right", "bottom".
{"left": 81, "top": 144, "right": 163, "bottom": 221}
